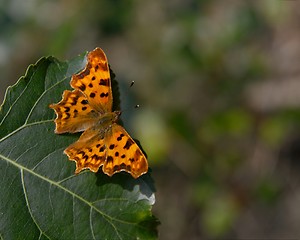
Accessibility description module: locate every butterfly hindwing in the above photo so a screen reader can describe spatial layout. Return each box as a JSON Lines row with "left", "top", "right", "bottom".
{"left": 103, "top": 124, "right": 148, "bottom": 179}
{"left": 64, "top": 126, "right": 107, "bottom": 173}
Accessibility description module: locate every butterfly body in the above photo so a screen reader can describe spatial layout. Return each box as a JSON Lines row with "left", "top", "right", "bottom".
{"left": 96, "top": 111, "right": 120, "bottom": 127}
{"left": 50, "top": 48, "right": 148, "bottom": 178}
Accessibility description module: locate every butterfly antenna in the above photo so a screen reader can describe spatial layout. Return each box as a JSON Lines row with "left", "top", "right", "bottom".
{"left": 123, "top": 81, "right": 135, "bottom": 99}
{"left": 121, "top": 81, "right": 141, "bottom": 112}
{"left": 122, "top": 104, "right": 140, "bottom": 112}
{"left": 130, "top": 82, "right": 140, "bottom": 110}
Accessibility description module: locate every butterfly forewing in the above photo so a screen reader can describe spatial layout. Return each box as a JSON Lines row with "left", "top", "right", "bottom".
{"left": 50, "top": 90, "right": 99, "bottom": 133}
{"left": 70, "top": 48, "right": 112, "bottom": 113}
{"left": 64, "top": 126, "right": 107, "bottom": 173}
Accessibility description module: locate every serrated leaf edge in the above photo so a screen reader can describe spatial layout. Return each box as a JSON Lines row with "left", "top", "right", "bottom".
{"left": 0, "top": 57, "right": 47, "bottom": 124}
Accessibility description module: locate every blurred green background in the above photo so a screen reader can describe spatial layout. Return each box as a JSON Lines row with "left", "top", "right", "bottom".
{"left": 1, "top": 0, "right": 300, "bottom": 239}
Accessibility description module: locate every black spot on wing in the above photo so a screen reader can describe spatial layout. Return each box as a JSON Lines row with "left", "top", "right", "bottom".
{"left": 120, "top": 163, "right": 126, "bottom": 169}
{"left": 81, "top": 100, "right": 88, "bottom": 105}
{"left": 113, "top": 165, "right": 120, "bottom": 171}
{"left": 109, "top": 144, "right": 115, "bottom": 150}
{"left": 78, "top": 84, "right": 86, "bottom": 91}
{"left": 71, "top": 96, "right": 79, "bottom": 106}
{"left": 64, "top": 112, "right": 70, "bottom": 119}
{"left": 107, "top": 156, "right": 113, "bottom": 163}
{"left": 99, "top": 79, "right": 109, "bottom": 86}
{"left": 78, "top": 68, "right": 90, "bottom": 78}
{"left": 99, "top": 146, "right": 106, "bottom": 152}
{"left": 100, "top": 92, "right": 109, "bottom": 98}
{"left": 117, "top": 133, "right": 124, "bottom": 141}
{"left": 123, "top": 139, "right": 134, "bottom": 150}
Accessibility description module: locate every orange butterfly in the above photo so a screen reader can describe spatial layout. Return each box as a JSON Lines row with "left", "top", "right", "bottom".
{"left": 50, "top": 48, "right": 148, "bottom": 178}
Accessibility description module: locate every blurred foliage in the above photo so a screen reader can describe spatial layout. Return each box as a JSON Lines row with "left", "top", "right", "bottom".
{"left": 1, "top": 0, "right": 300, "bottom": 239}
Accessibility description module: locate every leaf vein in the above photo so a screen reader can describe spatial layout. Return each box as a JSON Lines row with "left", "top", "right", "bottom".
{"left": 0, "top": 65, "right": 39, "bottom": 126}
{"left": 72, "top": 195, "right": 76, "bottom": 240}
{"left": 1, "top": 153, "right": 144, "bottom": 235}
{"left": 20, "top": 169, "right": 51, "bottom": 239}
{"left": 15, "top": 143, "right": 38, "bottom": 163}
{"left": 0, "top": 119, "right": 53, "bottom": 143}
{"left": 31, "top": 147, "right": 63, "bottom": 171}
{"left": 24, "top": 73, "right": 70, "bottom": 125}
{"left": 89, "top": 208, "right": 96, "bottom": 240}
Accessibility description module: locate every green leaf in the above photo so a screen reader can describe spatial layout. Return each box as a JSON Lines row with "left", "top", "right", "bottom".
{"left": 0, "top": 52, "right": 158, "bottom": 239}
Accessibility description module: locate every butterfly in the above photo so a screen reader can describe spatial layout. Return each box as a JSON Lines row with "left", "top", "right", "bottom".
{"left": 49, "top": 48, "right": 148, "bottom": 178}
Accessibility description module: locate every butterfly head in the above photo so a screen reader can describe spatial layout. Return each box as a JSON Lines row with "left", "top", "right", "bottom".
{"left": 113, "top": 110, "right": 122, "bottom": 122}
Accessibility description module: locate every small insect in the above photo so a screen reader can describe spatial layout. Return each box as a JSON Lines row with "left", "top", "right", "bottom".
{"left": 50, "top": 48, "right": 148, "bottom": 178}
